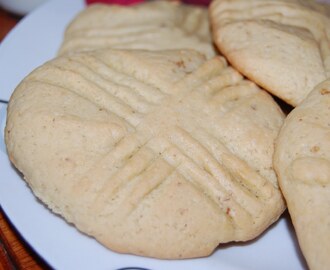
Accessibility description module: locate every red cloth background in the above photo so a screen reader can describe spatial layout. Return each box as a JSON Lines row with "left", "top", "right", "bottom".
{"left": 86, "top": 0, "right": 211, "bottom": 6}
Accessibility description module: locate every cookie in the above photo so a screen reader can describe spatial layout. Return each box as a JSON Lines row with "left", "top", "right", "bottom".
{"left": 210, "top": 0, "right": 330, "bottom": 106}
{"left": 5, "top": 49, "right": 285, "bottom": 259}
{"left": 58, "top": 1, "right": 216, "bottom": 58}
{"left": 274, "top": 79, "right": 330, "bottom": 270}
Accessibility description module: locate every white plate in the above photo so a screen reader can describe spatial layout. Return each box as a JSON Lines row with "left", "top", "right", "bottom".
{"left": 0, "top": 1, "right": 307, "bottom": 269}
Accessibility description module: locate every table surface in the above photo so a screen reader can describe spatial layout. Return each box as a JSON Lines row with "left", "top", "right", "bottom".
{"left": 0, "top": 7, "right": 50, "bottom": 270}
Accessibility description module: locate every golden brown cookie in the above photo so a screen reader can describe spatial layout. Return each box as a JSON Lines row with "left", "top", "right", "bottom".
{"left": 210, "top": 0, "right": 330, "bottom": 106}
{"left": 274, "top": 79, "right": 330, "bottom": 270}
{"left": 6, "top": 49, "right": 285, "bottom": 259}
{"left": 59, "top": 1, "right": 216, "bottom": 58}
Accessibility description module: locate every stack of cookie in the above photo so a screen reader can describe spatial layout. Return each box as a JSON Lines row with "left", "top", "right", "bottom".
{"left": 210, "top": 1, "right": 330, "bottom": 269}
{"left": 4, "top": 0, "right": 330, "bottom": 269}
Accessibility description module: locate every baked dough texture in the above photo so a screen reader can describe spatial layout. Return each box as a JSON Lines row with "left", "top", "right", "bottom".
{"left": 274, "top": 79, "right": 330, "bottom": 270}
{"left": 210, "top": 0, "right": 330, "bottom": 106}
{"left": 58, "top": 1, "right": 216, "bottom": 58}
{"left": 6, "top": 49, "right": 285, "bottom": 259}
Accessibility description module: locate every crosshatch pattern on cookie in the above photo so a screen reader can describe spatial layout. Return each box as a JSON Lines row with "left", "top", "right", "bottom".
{"left": 5, "top": 49, "right": 285, "bottom": 259}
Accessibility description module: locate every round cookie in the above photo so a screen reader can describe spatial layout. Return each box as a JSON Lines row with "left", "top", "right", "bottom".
{"left": 58, "top": 1, "right": 216, "bottom": 58}
{"left": 6, "top": 49, "right": 285, "bottom": 259}
{"left": 274, "top": 79, "right": 330, "bottom": 270}
{"left": 210, "top": 0, "right": 330, "bottom": 106}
